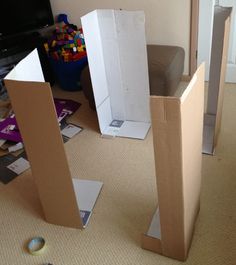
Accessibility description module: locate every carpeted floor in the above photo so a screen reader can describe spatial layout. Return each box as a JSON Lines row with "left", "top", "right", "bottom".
{"left": 0, "top": 82, "right": 235, "bottom": 265}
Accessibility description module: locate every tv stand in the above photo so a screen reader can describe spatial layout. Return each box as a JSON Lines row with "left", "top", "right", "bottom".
{"left": 0, "top": 31, "right": 54, "bottom": 85}
{"left": 0, "top": 32, "right": 40, "bottom": 55}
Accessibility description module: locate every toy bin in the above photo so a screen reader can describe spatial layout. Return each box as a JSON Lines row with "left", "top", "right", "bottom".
{"left": 49, "top": 56, "right": 88, "bottom": 91}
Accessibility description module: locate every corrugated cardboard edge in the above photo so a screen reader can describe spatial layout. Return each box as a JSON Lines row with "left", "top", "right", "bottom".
{"left": 4, "top": 79, "right": 83, "bottom": 229}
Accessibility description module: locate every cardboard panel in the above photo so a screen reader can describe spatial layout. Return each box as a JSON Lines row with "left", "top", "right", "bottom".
{"left": 203, "top": 7, "right": 232, "bottom": 154}
{"left": 81, "top": 10, "right": 150, "bottom": 139}
{"left": 5, "top": 49, "right": 45, "bottom": 82}
{"left": 4, "top": 49, "right": 103, "bottom": 228}
{"left": 115, "top": 11, "right": 150, "bottom": 122}
{"left": 151, "top": 96, "right": 185, "bottom": 260}
{"left": 213, "top": 11, "right": 231, "bottom": 148}
{"left": 97, "top": 10, "right": 125, "bottom": 120}
{"left": 80, "top": 10, "right": 110, "bottom": 108}
{"left": 143, "top": 64, "right": 204, "bottom": 261}
{"left": 181, "top": 70, "right": 204, "bottom": 252}
{"left": 5, "top": 78, "right": 83, "bottom": 228}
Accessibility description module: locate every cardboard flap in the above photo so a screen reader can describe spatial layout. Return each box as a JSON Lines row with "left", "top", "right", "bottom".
{"left": 5, "top": 49, "right": 45, "bottom": 82}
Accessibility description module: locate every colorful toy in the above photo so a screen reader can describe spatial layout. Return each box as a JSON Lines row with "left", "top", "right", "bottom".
{"left": 44, "top": 14, "right": 86, "bottom": 63}
{"left": 57, "top": 13, "right": 69, "bottom": 24}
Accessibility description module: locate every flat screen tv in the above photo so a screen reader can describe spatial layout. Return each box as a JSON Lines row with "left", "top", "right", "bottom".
{"left": 0, "top": 0, "right": 54, "bottom": 38}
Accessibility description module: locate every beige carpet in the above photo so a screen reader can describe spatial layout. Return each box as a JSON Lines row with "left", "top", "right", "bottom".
{"left": 0, "top": 82, "right": 235, "bottom": 265}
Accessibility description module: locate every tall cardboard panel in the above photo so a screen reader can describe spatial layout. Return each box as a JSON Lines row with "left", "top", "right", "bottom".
{"left": 203, "top": 6, "right": 232, "bottom": 155}
{"left": 142, "top": 64, "right": 205, "bottom": 261}
{"left": 4, "top": 49, "right": 102, "bottom": 228}
{"left": 81, "top": 10, "right": 150, "bottom": 140}
{"left": 4, "top": 82, "right": 83, "bottom": 228}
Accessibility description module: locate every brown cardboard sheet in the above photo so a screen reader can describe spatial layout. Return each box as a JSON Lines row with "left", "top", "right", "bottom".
{"left": 4, "top": 49, "right": 103, "bottom": 228}
{"left": 142, "top": 63, "right": 205, "bottom": 261}
{"left": 5, "top": 79, "right": 83, "bottom": 228}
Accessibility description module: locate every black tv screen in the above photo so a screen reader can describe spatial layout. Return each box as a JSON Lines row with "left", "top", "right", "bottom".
{"left": 0, "top": 0, "right": 54, "bottom": 38}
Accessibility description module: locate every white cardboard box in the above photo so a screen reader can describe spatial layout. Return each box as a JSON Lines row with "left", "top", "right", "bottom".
{"left": 81, "top": 9, "right": 151, "bottom": 139}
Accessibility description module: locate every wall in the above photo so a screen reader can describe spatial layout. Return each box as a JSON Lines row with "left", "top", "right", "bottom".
{"left": 197, "top": 0, "right": 215, "bottom": 80}
{"left": 50, "top": 0, "right": 191, "bottom": 74}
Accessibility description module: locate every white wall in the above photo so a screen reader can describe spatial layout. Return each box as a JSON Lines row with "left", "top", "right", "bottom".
{"left": 197, "top": 0, "right": 215, "bottom": 80}
{"left": 50, "top": 0, "right": 191, "bottom": 74}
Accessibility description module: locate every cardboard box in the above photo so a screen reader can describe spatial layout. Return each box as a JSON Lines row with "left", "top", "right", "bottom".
{"left": 203, "top": 6, "right": 232, "bottom": 155}
{"left": 142, "top": 64, "right": 205, "bottom": 261}
{"left": 4, "top": 49, "right": 102, "bottom": 228}
{"left": 81, "top": 10, "right": 150, "bottom": 139}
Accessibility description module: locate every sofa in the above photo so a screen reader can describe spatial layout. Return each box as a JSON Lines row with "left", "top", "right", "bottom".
{"left": 81, "top": 45, "right": 185, "bottom": 110}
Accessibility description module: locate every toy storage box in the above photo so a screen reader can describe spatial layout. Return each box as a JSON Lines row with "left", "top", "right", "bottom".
{"left": 49, "top": 56, "right": 88, "bottom": 91}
